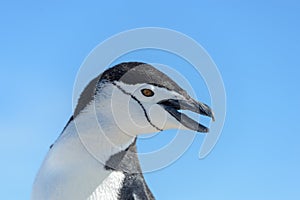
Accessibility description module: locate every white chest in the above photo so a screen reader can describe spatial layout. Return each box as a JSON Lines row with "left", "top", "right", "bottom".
{"left": 31, "top": 114, "right": 134, "bottom": 200}
{"left": 87, "top": 171, "right": 125, "bottom": 200}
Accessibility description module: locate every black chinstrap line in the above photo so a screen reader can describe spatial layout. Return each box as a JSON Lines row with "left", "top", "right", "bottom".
{"left": 112, "top": 82, "right": 163, "bottom": 132}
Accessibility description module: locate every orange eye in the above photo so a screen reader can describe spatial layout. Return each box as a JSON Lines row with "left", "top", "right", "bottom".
{"left": 141, "top": 89, "right": 154, "bottom": 97}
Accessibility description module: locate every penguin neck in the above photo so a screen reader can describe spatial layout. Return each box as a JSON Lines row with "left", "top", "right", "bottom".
{"left": 73, "top": 101, "right": 143, "bottom": 172}
{"left": 72, "top": 101, "right": 137, "bottom": 165}
{"left": 32, "top": 103, "right": 138, "bottom": 200}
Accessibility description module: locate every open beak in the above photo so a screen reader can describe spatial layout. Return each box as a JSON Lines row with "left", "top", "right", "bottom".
{"left": 158, "top": 98, "right": 215, "bottom": 133}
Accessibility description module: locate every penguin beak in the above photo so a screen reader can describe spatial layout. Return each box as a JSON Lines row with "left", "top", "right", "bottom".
{"left": 157, "top": 98, "right": 215, "bottom": 133}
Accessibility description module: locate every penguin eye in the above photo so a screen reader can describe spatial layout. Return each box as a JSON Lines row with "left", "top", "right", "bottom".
{"left": 141, "top": 89, "right": 154, "bottom": 97}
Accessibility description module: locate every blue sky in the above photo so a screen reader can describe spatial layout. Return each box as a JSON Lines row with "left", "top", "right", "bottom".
{"left": 1, "top": 1, "right": 300, "bottom": 199}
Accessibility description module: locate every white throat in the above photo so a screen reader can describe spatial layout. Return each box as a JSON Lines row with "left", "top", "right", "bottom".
{"left": 31, "top": 83, "right": 136, "bottom": 200}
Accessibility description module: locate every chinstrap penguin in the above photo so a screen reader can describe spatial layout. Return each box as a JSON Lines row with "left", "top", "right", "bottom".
{"left": 32, "top": 62, "right": 214, "bottom": 200}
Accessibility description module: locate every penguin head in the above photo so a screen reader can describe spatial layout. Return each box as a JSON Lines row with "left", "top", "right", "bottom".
{"left": 75, "top": 62, "right": 214, "bottom": 136}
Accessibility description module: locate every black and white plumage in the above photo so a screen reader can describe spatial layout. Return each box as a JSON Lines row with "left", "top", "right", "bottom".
{"left": 32, "top": 62, "right": 214, "bottom": 200}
